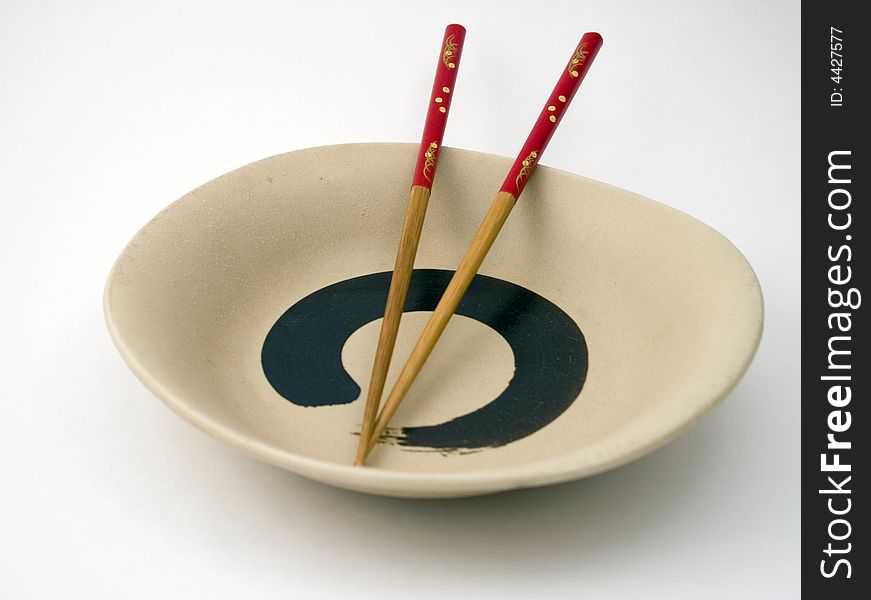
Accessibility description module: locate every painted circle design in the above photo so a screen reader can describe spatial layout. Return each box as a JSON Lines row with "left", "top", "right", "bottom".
{"left": 261, "top": 269, "right": 588, "bottom": 451}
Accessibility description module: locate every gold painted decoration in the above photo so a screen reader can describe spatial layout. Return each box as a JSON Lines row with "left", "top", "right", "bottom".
{"left": 443, "top": 35, "right": 458, "bottom": 69}
{"left": 423, "top": 142, "right": 439, "bottom": 182}
{"left": 567, "top": 43, "right": 589, "bottom": 77}
{"left": 515, "top": 150, "right": 539, "bottom": 189}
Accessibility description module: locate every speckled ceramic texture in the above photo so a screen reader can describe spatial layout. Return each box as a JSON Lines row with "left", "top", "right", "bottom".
{"left": 104, "top": 143, "right": 763, "bottom": 498}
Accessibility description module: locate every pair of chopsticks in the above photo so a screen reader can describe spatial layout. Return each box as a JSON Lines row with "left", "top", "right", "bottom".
{"left": 354, "top": 25, "right": 603, "bottom": 466}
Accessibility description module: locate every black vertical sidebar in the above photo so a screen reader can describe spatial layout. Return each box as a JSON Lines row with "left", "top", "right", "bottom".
{"left": 802, "top": 2, "right": 866, "bottom": 596}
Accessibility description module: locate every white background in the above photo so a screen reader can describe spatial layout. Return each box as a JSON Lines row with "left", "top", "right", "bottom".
{"left": 1, "top": 1, "right": 800, "bottom": 598}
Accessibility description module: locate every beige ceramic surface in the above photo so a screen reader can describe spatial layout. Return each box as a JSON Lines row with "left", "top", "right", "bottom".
{"left": 104, "top": 143, "right": 763, "bottom": 498}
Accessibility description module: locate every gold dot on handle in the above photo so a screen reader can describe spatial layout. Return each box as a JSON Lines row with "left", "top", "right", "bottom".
{"left": 439, "top": 106, "right": 446, "bottom": 113}
{"left": 435, "top": 97, "right": 443, "bottom": 103}
{"left": 558, "top": 95, "right": 566, "bottom": 102}
{"left": 448, "top": 62, "right": 455, "bottom": 68}
{"left": 442, "top": 86, "right": 450, "bottom": 93}
{"left": 548, "top": 105, "right": 556, "bottom": 111}
{"left": 549, "top": 115, "right": 557, "bottom": 123}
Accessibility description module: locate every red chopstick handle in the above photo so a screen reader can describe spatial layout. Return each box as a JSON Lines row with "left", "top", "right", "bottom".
{"left": 412, "top": 24, "right": 466, "bottom": 189}
{"left": 500, "top": 32, "right": 603, "bottom": 197}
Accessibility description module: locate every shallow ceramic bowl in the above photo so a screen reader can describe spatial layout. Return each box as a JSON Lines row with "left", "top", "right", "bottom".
{"left": 105, "top": 143, "right": 763, "bottom": 498}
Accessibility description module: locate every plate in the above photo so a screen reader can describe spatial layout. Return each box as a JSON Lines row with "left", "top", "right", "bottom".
{"left": 104, "top": 143, "right": 763, "bottom": 498}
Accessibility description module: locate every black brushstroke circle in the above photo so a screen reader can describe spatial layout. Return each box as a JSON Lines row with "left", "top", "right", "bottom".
{"left": 261, "top": 269, "right": 588, "bottom": 450}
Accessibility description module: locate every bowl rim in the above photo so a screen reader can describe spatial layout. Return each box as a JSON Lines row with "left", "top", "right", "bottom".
{"left": 104, "top": 142, "right": 764, "bottom": 497}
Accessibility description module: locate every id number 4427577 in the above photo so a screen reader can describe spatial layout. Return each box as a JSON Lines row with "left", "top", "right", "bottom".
{"left": 831, "top": 27, "right": 844, "bottom": 84}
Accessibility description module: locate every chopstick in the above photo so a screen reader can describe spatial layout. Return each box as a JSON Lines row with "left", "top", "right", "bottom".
{"left": 360, "top": 32, "right": 603, "bottom": 464}
{"left": 354, "top": 24, "right": 467, "bottom": 466}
